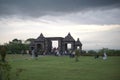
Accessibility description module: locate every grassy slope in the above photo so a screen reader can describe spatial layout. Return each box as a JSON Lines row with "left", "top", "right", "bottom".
{"left": 6, "top": 55, "right": 120, "bottom": 80}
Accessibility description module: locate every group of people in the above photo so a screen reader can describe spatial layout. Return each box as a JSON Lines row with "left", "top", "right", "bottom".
{"left": 31, "top": 48, "right": 108, "bottom": 60}
{"left": 52, "top": 48, "right": 61, "bottom": 56}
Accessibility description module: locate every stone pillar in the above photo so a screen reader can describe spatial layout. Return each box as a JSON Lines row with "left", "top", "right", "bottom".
{"left": 58, "top": 39, "right": 61, "bottom": 51}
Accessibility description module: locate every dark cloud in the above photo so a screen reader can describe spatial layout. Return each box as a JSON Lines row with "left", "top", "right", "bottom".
{"left": 0, "top": 0, "right": 120, "bottom": 18}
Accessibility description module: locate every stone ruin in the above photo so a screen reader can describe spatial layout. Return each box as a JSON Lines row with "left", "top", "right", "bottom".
{"left": 30, "top": 33, "right": 82, "bottom": 55}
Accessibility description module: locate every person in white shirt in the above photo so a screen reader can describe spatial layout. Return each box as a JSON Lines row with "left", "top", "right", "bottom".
{"left": 103, "top": 52, "right": 107, "bottom": 60}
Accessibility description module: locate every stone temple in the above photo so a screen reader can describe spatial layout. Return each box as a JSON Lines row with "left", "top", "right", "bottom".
{"left": 30, "top": 33, "right": 82, "bottom": 55}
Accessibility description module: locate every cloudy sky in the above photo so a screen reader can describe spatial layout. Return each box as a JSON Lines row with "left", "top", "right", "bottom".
{"left": 0, "top": 0, "right": 120, "bottom": 50}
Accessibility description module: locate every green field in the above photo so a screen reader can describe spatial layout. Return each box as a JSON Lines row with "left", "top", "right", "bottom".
{"left": 6, "top": 55, "right": 120, "bottom": 80}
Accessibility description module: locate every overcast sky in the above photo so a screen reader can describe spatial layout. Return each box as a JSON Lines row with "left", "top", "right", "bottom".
{"left": 0, "top": 0, "right": 120, "bottom": 50}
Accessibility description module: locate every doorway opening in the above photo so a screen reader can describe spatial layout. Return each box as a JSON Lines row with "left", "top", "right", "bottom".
{"left": 65, "top": 43, "right": 72, "bottom": 51}
{"left": 52, "top": 40, "right": 58, "bottom": 49}
{"left": 37, "top": 44, "right": 43, "bottom": 54}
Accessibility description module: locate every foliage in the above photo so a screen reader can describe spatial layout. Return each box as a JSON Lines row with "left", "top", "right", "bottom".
{"left": 88, "top": 50, "right": 97, "bottom": 56}
{"left": 0, "top": 61, "right": 11, "bottom": 80}
{"left": 15, "top": 68, "right": 25, "bottom": 80}
{"left": 81, "top": 48, "right": 120, "bottom": 56}
{"left": 98, "top": 48, "right": 120, "bottom": 56}
{"left": 0, "top": 62, "right": 24, "bottom": 80}
{"left": 0, "top": 46, "right": 6, "bottom": 62}
{"left": 0, "top": 46, "right": 11, "bottom": 80}
{"left": 4, "top": 39, "right": 29, "bottom": 54}
{"left": 0, "top": 46, "right": 24, "bottom": 80}
{"left": 25, "top": 38, "right": 35, "bottom": 44}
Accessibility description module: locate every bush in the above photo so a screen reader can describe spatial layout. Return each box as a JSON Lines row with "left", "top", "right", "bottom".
{"left": 81, "top": 49, "right": 120, "bottom": 56}
{"left": 0, "top": 46, "right": 11, "bottom": 80}
{"left": 0, "top": 61, "right": 11, "bottom": 80}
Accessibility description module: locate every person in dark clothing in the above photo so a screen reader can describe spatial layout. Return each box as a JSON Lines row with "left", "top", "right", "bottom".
{"left": 95, "top": 54, "right": 99, "bottom": 59}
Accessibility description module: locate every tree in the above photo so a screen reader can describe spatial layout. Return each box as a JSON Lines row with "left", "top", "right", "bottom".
{"left": 5, "top": 39, "right": 29, "bottom": 54}
{"left": 25, "top": 38, "right": 35, "bottom": 44}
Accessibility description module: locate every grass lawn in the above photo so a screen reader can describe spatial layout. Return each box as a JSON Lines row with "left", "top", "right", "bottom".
{"left": 6, "top": 54, "right": 120, "bottom": 80}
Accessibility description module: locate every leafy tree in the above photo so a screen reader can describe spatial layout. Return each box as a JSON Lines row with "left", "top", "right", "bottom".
{"left": 5, "top": 39, "right": 29, "bottom": 54}
{"left": 25, "top": 38, "right": 35, "bottom": 44}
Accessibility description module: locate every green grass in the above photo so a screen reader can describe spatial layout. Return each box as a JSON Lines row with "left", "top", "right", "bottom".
{"left": 6, "top": 54, "right": 120, "bottom": 80}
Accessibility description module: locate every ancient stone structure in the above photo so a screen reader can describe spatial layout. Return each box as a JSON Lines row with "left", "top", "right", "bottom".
{"left": 30, "top": 33, "right": 82, "bottom": 55}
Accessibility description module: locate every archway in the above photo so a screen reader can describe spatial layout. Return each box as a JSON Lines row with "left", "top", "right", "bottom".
{"left": 64, "top": 43, "right": 72, "bottom": 53}
{"left": 37, "top": 44, "right": 43, "bottom": 54}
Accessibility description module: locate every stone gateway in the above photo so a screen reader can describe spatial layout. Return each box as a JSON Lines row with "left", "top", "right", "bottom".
{"left": 30, "top": 33, "right": 82, "bottom": 55}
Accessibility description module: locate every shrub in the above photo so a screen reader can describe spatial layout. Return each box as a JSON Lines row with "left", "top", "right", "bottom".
{"left": 0, "top": 46, "right": 11, "bottom": 80}
{"left": 0, "top": 61, "right": 11, "bottom": 80}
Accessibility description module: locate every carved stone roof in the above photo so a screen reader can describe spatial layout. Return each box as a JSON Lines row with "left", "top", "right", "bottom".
{"left": 75, "top": 38, "right": 82, "bottom": 46}
{"left": 63, "top": 33, "right": 75, "bottom": 42}
{"left": 35, "top": 33, "right": 45, "bottom": 41}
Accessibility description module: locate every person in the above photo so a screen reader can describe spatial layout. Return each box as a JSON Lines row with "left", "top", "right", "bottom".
{"left": 70, "top": 51, "right": 75, "bottom": 58}
{"left": 43, "top": 51, "right": 46, "bottom": 55}
{"left": 31, "top": 49, "right": 35, "bottom": 58}
{"left": 35, "top": 51, "right": 38, "bottom": 58}
{"left": 26, "top": 50, "right": 29, "bottom": 55}
{"left": 56, "top": 48, "right": 60, "bottom": 56}
{"left": 103, "top": 52, "right": 107, "bottom": 60}
{"left": 56, "top": 51, "right": 60, "bottom": 56}
{"left": 95, "top": 54, "right": 99, "bottom": 59}
{"left": 64, "top": 50, "right": 67, "bottom": 55}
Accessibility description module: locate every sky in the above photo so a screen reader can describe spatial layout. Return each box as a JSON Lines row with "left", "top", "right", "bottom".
{"left": 0, "top": 0, "right": 120, "bottom": 50}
